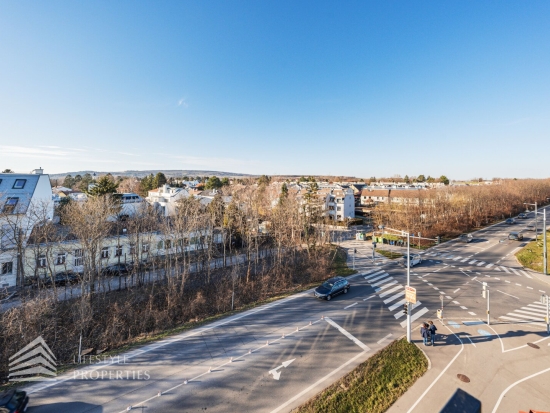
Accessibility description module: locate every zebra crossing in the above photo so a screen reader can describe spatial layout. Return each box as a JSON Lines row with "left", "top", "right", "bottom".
{"left": 499, "top": 301, "right": 549, "bottom": 324}
{"left": 362, "top": 268, "right": 429, "bottom": 328}
{"left": 421, "top": 251, "right": 533, "bottom": 278}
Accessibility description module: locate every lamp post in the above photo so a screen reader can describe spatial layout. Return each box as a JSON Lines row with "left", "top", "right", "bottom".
{"left": 524, "top": 202, "right": 538, "bottom": 241}
{"left": 378, "top": 225, "right": 411, "bottom": 342}
{"left": 525, "top": 200, "right": 549, "bottom": 275}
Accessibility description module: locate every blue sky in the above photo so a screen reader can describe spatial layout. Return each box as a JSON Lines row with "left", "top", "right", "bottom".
{"left": 1, "top": 1, "right": 549, "bottom": 179}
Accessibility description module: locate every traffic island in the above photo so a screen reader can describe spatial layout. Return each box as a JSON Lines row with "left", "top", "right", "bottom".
{"left": 294, "top": 338, "right": 428, "bottom": 413}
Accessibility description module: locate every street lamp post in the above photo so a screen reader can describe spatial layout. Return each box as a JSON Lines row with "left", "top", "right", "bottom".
{"left": 525, "top": 201, "right": 549, "bottom": 275}
{"left": 378, "top": 225, "right": 411, "bottom": 342}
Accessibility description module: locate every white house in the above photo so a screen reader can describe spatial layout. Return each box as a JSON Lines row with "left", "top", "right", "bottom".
{"left": 146, "top": 185, "right": 190, "bottom": 217}
{"left": 323, "top": 188, "right": 355, "bottom": 221}
{"left": 0, "top": 168, "right": 54, "bottom": 288}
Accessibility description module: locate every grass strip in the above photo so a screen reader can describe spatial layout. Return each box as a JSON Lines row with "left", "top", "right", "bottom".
{"left": 376, "top": 249, "right": 403, "bottom": 260}
{"left": 515, "top": 233, "right": 549, "bottom": 273}
{"left": 295, "top": 339, "right": 428, "bottom": 413}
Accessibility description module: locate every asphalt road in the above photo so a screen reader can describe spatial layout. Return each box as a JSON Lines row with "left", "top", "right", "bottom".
{"left": 19, "top": 209, "right": 550, "bottom": 412}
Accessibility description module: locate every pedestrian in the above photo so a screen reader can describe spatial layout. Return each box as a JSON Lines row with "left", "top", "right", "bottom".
{"left": 420, "top": 323, "right": 428, "bottom": 346}
{"left": 428, "top": 320, "right": 437, "bottom": 346}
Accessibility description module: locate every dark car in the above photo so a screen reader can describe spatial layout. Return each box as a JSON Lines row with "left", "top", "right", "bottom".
{"left": 44, "top": 271, "right": 78, "bottom": 287}
{"left": 508, "top": 232, "right": 524, "bottom": 241}
{"left": 505, "top": 218, "right": 516, "bottom": 224}
{"left": 102, "top": 263, "right": 131, "bottom": 276}
{"left": 458, "top": 234, "right": 473, "bottom": 243}
{"left": 0, "top": 389, "right": 29, "bottom": 413}
{"left": 314, "top": 276, "right": 350, "bottom": 301}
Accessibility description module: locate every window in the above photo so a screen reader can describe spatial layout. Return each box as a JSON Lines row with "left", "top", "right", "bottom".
{"left": 37, "top": 255, "right": 47, "bottom": 268}
{"left": 74, "top": 257, "right": 83, "bottom": 267}
{"left": 165, "top": 240, "right": 172, "bottom": 249}
{"left": 13, "top": 179, "right": 27, "bottom": 189}
{"left": 157, "top": 240, "right": 164, "bottom": 250}
{"left": 142, "top": 243, "right": 150, "bottom": 253}
{"left": 74, "top": 249, "right": 83, "bottom": 257}
{"left": 55, "top": 253, "right": 66, "bottom": 265}
{"left": 3, "top": 197, "right": 19, "bottom": 214}
{"left": 101, "top": 247, "right": 109, "bottom": 259}
{"left": 1, "top": 262, "right": 13, "bottom": 275}
{"left": 115, "top": 245, "right": 123, "bottom": 257}
{"left": 129, "top": 244, "right": 136, "bottom": 255}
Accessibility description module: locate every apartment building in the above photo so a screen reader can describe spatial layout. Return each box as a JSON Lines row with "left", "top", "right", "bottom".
{"left": 0, "top": 169, "right": 54, "bottom": 288}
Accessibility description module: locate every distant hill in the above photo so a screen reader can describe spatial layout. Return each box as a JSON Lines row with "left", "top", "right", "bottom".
{"left": 50, "top": 170, "right": 256, "bottom": 179}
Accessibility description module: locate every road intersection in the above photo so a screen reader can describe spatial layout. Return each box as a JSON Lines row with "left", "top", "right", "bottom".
{"left": 22, "top": 209, "right": 550, "bottom": 412}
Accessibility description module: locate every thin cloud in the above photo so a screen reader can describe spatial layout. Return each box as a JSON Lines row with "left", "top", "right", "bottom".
{"left": 177, "top": 98, "right": 188, "bottom": 108}
{"left": 0, "top": 145, "right": 71, "bottom": 158}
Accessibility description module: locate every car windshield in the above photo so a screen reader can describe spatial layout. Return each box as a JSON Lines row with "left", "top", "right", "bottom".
{"left": 322, "top": 281, "right": 334, "bottom": 289}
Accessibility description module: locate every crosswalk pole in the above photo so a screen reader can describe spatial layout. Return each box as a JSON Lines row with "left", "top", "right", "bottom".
{"left": 487, "top": 288, "right": 491, "bottom": 326}
{"left": 544, "top": 210, "right": 547, "bottom": 275}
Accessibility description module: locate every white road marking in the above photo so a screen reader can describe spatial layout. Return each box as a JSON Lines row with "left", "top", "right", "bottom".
{"left": 460, "top": 306, "right": 468, "bottom": 310}
{"left": 365, "top": 272, "right": 389, "bottom": 282}
{"left": 495, "top": 267, "right": 501, "bottom": 271}
{"left": 494, "top": 277, "right": 500, "bottom": 280}
{"left": 269, "top": 359, "right": 296, "bottom": 380}
{"left": 527, "top": 286, "right": 533, "bottom": 290}
{"left": 464, "top": 335, "right": 477, "bottom": 347}
{"left": 377, "top": 333, "right": 393, "bottom": 345}
{"left": 469, "top": 260, "right": 477, "bottom": 264}
{"left": 389, "top": 298, "right": 407, "bottom": 311}
{"left": 499, "top": 315, "right": 524, "bottom": 322}
{"left": 491, "top": 367, "right": 550, "bottom": 413}
{"left": 520, "top": 270, "right": 533, "bottom": 279}
{"left": 510, "top": 268, "right": 521, "bottom": 276}
{"left": 453, "top": 256, "right": 461, "bottom": 261}
{"left": 371, "top": 277, "right": 393, "bottom": 287}
{"left": 384, "top": 292, "right": 405, "bottom": 304}
{"left": 476, "top": 261, "right": 486, "bottom": 266}
{"left": 405, "top": 322, "right": 464, "bottom": 413}
{"left": 445, "top": 296, "right": 452, "bottom": 299}
{"left": 378, "top": 285, "right": 402, "bottom": 298}
{"left": 486, "top": 263, "right": 494, "bottom": 268}
{"left": 453, "top": 288, "right": 460, "bottom": 293}
{"left": 375, "top": 280, "right": 398, "bottom": 291}
{"left": 452, "top": 301, "right": 460, "bottom": 304}
{"left": 515, "top": 283, "right": 522, "bottom": 286}
{"left": 468, "top": 312, "right": 477, "bottom": 316}
{"left": 501, "top": 266, "right": 511, "bottom": 273}
{"left": 400, "top": 307, "right": 429, "bottom": 327}
{"left": 344, "top": 302, "right": 358, "bottom": 309}
{"left": 363, "top": 296, "right": 376, "bottom": 301}
{"left": 496, "top": 290, "right": 519, "bottom": 299}
{"left": 324, "top": 317, "right": 370, "bottom": 351}
{"left": 505, "top": 280, "right": 511, "bottom": 283}
{"left": 460, "top": 258, "right": 469, "bottom": 262}
{"left": 427, "top": 283, "right": 433, "bottom": 286}
{"left": 269, "top": 351, "right": 367, "bottom": 413}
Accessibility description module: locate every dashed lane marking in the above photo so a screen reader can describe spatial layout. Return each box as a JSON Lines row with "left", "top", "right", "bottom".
{"left": 344, "top": 302, "right": 358, "bottom": 309}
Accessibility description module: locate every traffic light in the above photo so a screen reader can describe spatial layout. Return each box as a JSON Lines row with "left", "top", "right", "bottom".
{"left": 403, "top": 303, "right": 408, "bottom": 315}
{"left": 436, "top": 236, "right": 441, "bottom": 245}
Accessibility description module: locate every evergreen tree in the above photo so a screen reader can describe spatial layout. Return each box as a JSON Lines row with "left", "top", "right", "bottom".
{"left": 86, "top": 175, "right": 119, "bottom": 196}
{"left": 63, "top": 175, "right": 75, "bottom": 188}
{"left": 154, "top": 172, "right": 167, "bottom": 188}
{"left": 439, "top": 175, "right": 450, "bottom": 185}
{"left": 205, "top": 176, "right": 223, "bottom": 189}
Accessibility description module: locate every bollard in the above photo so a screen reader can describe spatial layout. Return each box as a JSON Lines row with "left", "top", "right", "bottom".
{"left": 184, "top": 380, "right": 188, "bottom": 384}
{"left": 158, "top": 391, "right": 161, "bottom": 397}
{"left": 230, "top": 357, "right": 233, "bottom": 363}
{"left": 266, "top": 340, "right": 269, "bottom": 346}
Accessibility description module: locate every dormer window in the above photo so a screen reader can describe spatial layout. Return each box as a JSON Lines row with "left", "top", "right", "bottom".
{"left": 13, "top": 179, "right": 27, "bottom": 189}
{"left": 3, "top": 197, "right": 19, "bottom": 213}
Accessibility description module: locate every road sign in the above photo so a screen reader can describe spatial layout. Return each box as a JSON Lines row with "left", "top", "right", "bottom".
{"left": 405, "top": 286, "right": 416, "bottom": 304}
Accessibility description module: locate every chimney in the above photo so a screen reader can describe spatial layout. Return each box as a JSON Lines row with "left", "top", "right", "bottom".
{"left": 31, "top": 168, "right": 44, "bottom": 175}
